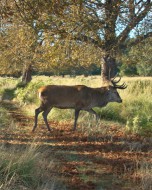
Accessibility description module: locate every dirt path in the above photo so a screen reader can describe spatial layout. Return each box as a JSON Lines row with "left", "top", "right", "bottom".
{"left": 0, "top": 101, "right": 151, "bottom": 190}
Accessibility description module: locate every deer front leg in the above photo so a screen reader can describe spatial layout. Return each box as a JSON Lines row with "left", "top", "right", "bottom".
{"left": 73, "top": 109, "right": 80, "bottom": 131}
{"left": 42, "top": 108, "right": 52, "bottom": 132}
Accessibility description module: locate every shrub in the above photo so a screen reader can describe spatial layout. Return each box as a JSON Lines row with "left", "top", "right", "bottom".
{"left": 15, "top": 81, "right": 46, "bottom": 104}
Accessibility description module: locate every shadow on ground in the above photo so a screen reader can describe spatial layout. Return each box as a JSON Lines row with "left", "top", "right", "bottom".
{"left": 0, "top": 100, "right": 151, "bottom": 190}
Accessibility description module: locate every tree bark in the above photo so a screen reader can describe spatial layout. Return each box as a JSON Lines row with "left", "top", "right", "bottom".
{"left": 22, "top": 65, "right": 32, "bottom": 84}
{"left": 101, "top": 55, "right": 118, "bottom": 84}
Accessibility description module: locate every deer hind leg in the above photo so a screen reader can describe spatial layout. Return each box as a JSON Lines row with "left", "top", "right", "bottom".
{"left": 84, "top": 108, "right": 99, "bottom": 120}
{"left": 42, "top": 108, "right": 52, "bottom": 132}
{"left": 32, "top": 107, "right": 43, "bottom": 132}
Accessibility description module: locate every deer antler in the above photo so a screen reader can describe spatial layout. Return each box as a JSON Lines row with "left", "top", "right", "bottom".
{"left": 111, "top": 76, "right": 121, "bottom": 84}
{"left": 111, "top": 76, "right": 127, "bottom": 89}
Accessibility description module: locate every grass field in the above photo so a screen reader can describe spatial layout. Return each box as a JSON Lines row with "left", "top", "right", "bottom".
{"left": 0, "top": 76, "right": 152, "bottom": 190}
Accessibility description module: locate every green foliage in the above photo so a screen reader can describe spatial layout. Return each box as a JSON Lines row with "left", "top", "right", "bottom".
{"left": 125, "top": 115, "right": 152, "bottom": 135}
{"left": 95, "top": 103, "right": 125, "bottom": 123}
{"left": 0, "top": 77, "right": 19, "bottom": 93}
{"left": 136, "top": 63, "right": 152, "bottom": 77}
{"left": 120, "top": 38, "right": 152, "bottom": 76}
{"left": 15, "top": 81, "right": 46, "bottom": 104}
{"left": 119, "top": 63, "right": 138, "bottom": 76}
{"left": 123, "top": 80, "right": 152, "bottom": 135}
{"left": 0, "top": 77, "right": 19, "bottom": 101}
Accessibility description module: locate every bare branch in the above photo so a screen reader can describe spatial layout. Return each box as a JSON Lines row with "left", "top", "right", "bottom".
{"left": 117, "top": 1, "right": 152, "bottom": 46}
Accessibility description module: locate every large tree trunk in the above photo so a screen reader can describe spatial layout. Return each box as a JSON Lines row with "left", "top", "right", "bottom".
{"left": 22, "top": 65, "right": 32, "bottom": 84}
{"left": 101, "top": 55, "right": 118, "bottom": 84}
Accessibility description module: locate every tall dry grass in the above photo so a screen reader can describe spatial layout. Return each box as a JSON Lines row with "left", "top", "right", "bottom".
{"left": 0, "top": 143, "right": 66, "bottom": 190}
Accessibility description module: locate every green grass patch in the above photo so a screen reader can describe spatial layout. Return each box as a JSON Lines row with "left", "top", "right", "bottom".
{"left": 15, "top": 80, "right": 46, "bottom": 104}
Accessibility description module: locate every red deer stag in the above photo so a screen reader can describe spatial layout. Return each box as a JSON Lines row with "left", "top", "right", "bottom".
{"left": 32, "top": 77, "right": 127, "bottom": 132}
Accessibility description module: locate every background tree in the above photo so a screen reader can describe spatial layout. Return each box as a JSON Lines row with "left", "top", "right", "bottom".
{"left": 40, "top": 37, "right": 102, "bottom": 76}
{"left": 13, "top": 0, "right": 152, "bottom": 82}
{"left": 0, "top": 23, "right": 35, "bottom": 77}
{"left": 1, "top": 0, "right": 152, "bottom": 82}
{"left": 0, "top": 0, "right": 42, "bottom": 83}
{"left": 120, "top": 37, "right": 152, "bottom": 76}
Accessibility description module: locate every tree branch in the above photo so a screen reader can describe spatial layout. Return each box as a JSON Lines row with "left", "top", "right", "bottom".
{"left": 117, "top": 1, "right": 152, "bottom": 46}
{"left": 74, "top": 34, "right": 101, "bottom": 47}
{"left": 128, "top": 32, "right": 152, "bottom": 48}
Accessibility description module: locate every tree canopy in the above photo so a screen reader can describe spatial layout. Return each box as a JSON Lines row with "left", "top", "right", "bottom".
{"left": 0, "top": 0, "right": 152, "bottom": 80}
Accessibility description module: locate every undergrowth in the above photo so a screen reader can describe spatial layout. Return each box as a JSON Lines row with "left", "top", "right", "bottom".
{"left": 0, "top": 143, "right": 66, "bottom": 190}
{"left": 0, "top": 145, "right": 39, "bottom": 189}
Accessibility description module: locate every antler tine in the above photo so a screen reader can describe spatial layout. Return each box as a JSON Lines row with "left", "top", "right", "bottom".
{"left": 111, "top": 81, "right": 116, "bottom": 88}
{"left": 114, "top": 82, "right": 127, "bottom": 89}
{"left": 111, "top": 79, "right": 127, "bottom": 89}
{"left": 111, "top": 75, "right": 127, "bottom": 89}
{"left": 111, "top": 74, "right": 117, "bottom": 82}
{"left": 111, "top": 75, "right": 117, "bottom": 81}
{"left": 111, "top": 76, "right": 121, "bottom": 84}
{"left": 121, "top": 83, "right": 127, "bottom": 89}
